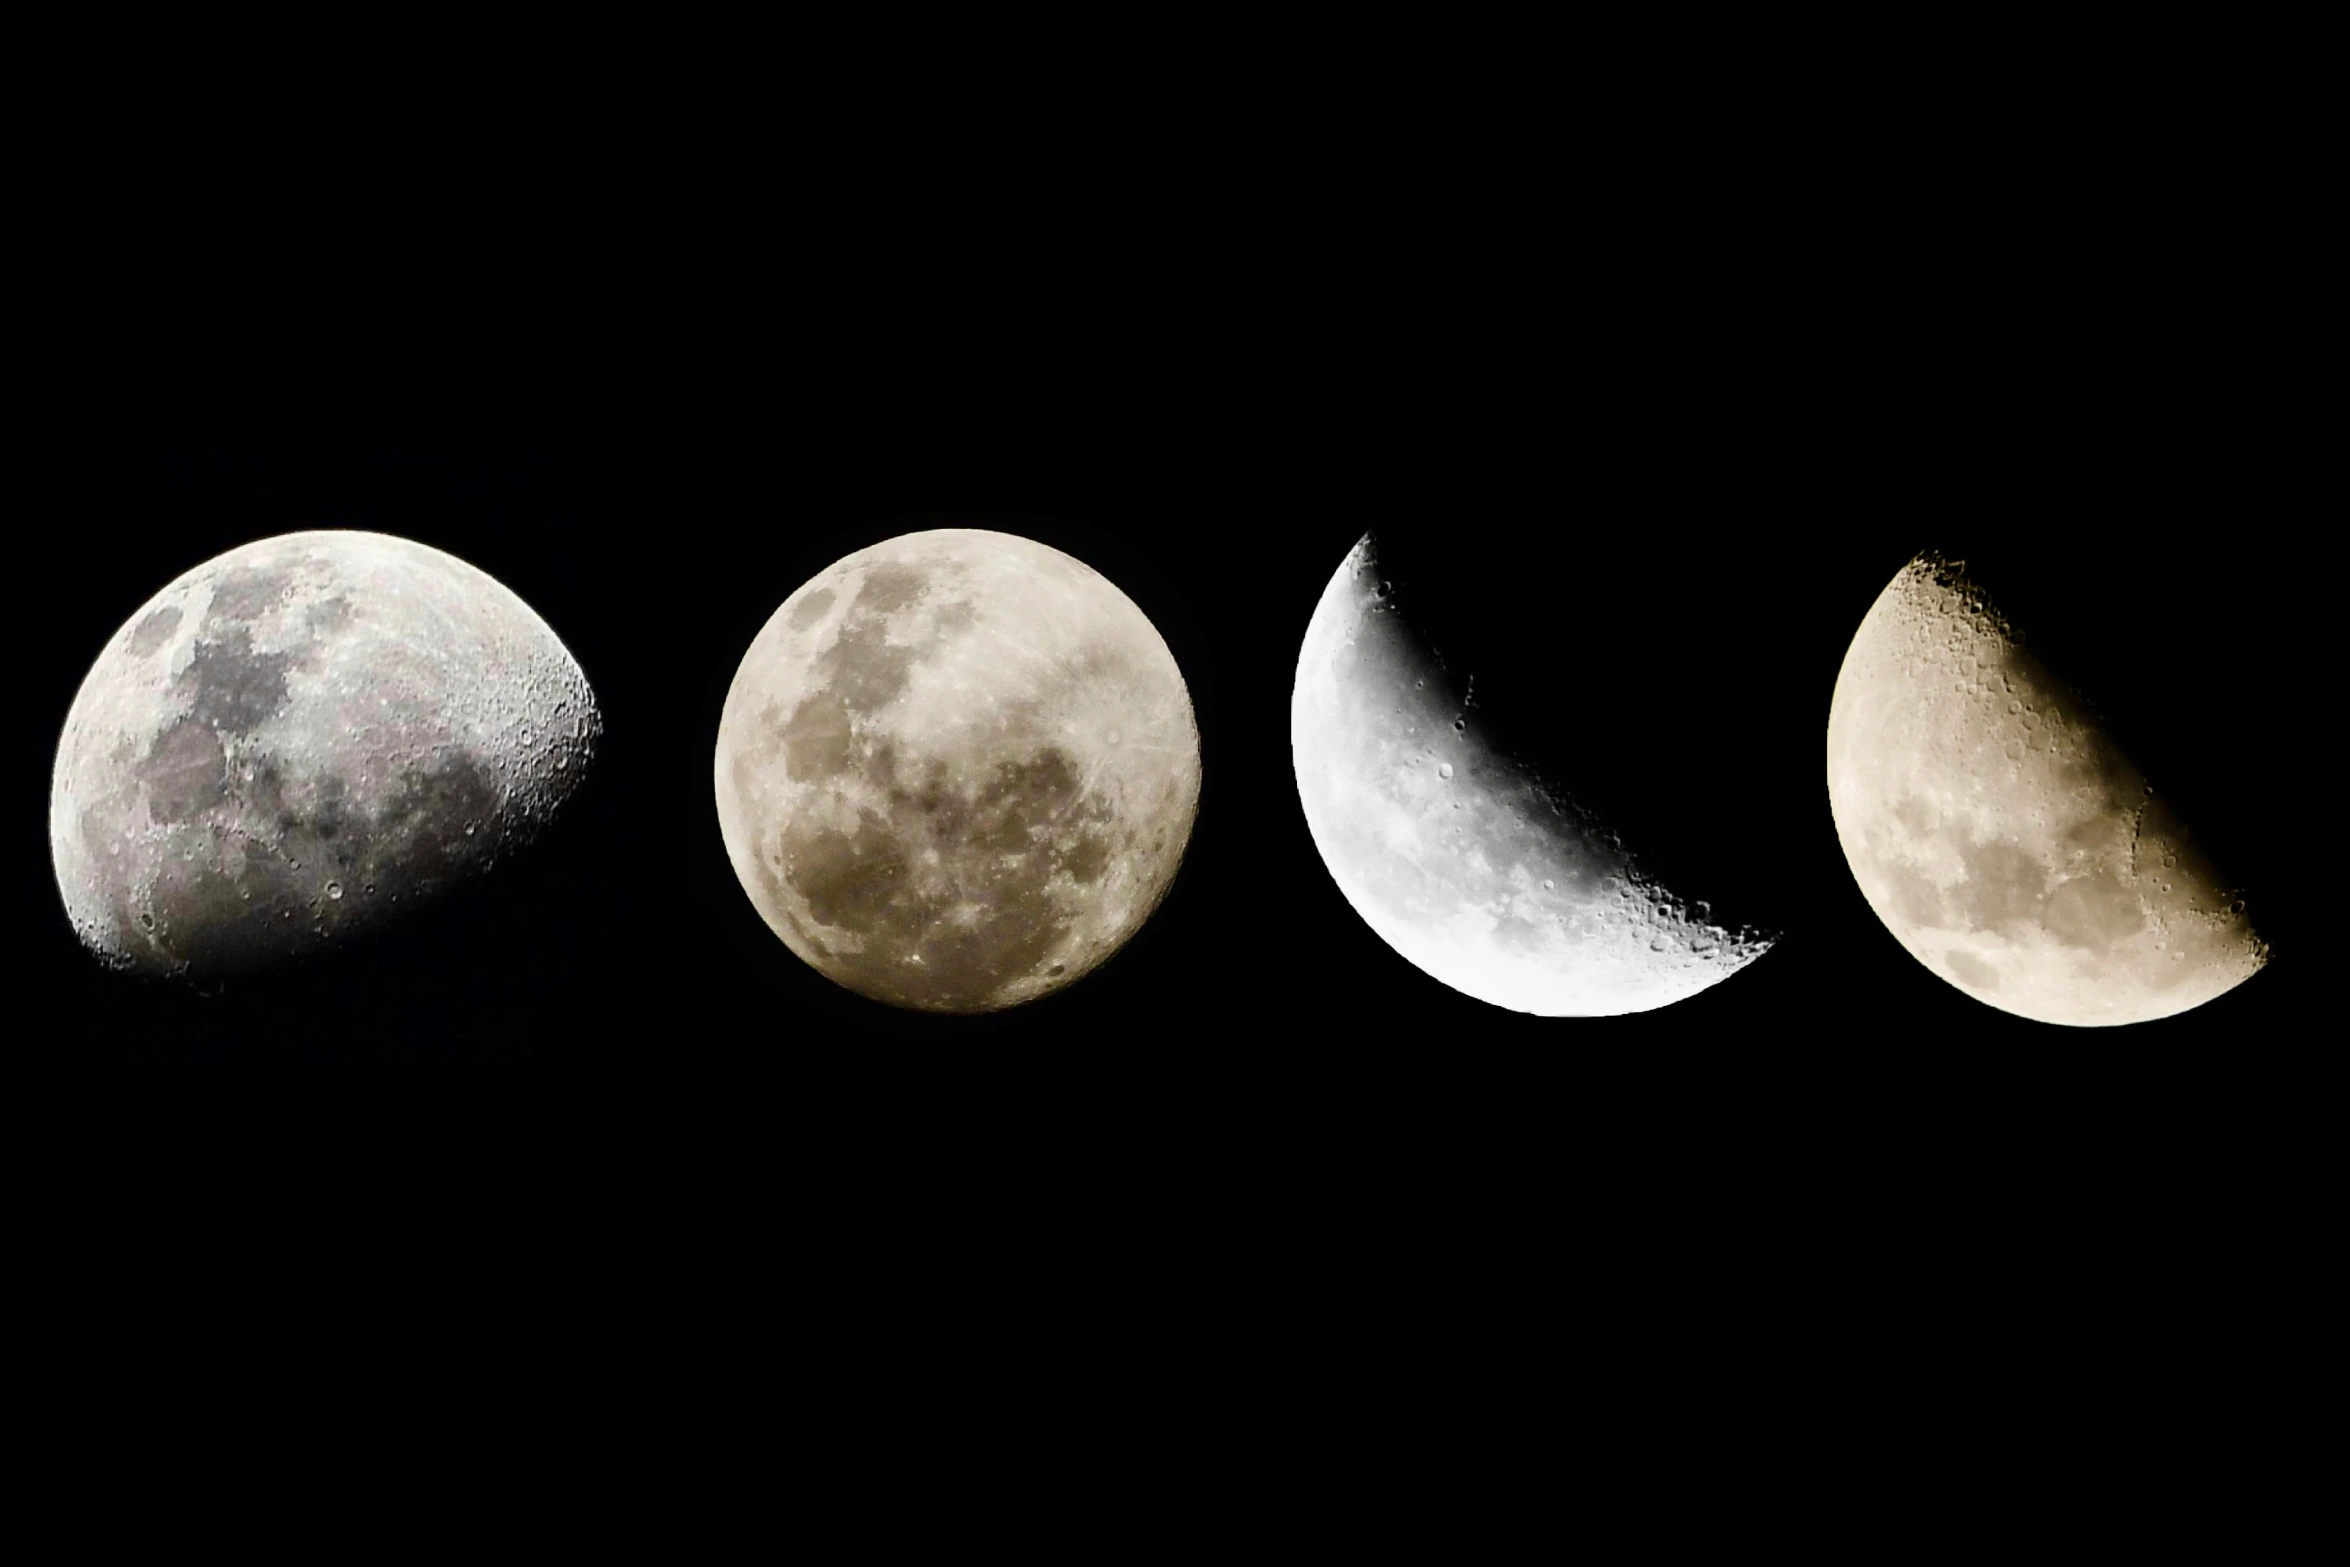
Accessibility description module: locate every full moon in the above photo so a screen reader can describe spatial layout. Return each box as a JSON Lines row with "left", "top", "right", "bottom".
{"left": 714, "top": 528, "right": 1200, "bottom": 1012}
{"left": 1291, "top": 533, "right": 1774, "bottom": 1016}
{"left": 51, "top": 531, "right": 601, "bottom": 977}
{"left": 1826, "top": 550, "right": 2266, "bottom": 1025}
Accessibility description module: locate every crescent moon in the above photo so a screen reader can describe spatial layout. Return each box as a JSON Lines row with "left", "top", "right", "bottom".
{"left": 1291, "top": 532, "right": 1774, "bottom": 1016}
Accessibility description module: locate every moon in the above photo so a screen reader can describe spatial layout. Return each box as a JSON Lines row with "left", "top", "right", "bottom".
{"left": 1291, "top": 533, "right": 1774, "bottom": 1016}
{"left": 1826, "top": 551, "right": 2267, "bottom": 1025}
{"left": 50, "top": 530, "right": 601, "bottom": 977}
{"left": 714, "top": 528, "right": 1200, "bottom": 1013}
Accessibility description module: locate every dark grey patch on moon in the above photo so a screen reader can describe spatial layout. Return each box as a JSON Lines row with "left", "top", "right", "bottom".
{"left": 143, "top": 831, "right": 303, "bottom": 973}
{"left": 206, "top": 564, "right": 297, "bottom": 623}
{"left": 371, "top": 752, "right": 505, "bottom": 896}
{"left": 857, "top": 562, "right": 928, "bottom": 615}
{"left": 304, "top": 596, "right": 354, "bottom": 637}
{"left": 182, "top": 628, "right": 296, "bottom": 734}
{"left": 1949, "top": 836, "right": 2049, "bottom": 936}
{"left": 785, "top": 810, "right": 910, "bottom": 936}
{"left": 782, "top": 692, "right": 854, "bottom": 781}
{"left": 141, "top": 718, "right": 229, "bottom": 822}
{"left": 1058, "top": 828, "right": 1110, "bottom": 884}
{"left": 129, "top": 606, "right": 182, "bottom": 656}
{"left": 821, "top": 607, "right": 921, "bottom": 713}
{"left": 2042, "top": 870, "right": 2144, "bottom": 953}
{"left": 125, "top": 747, "right": 507, "bottom": 975}
{"left": 771, "top": 565, "right": 941, "bottom": 784}
{"left": 778, "top": 743, "right": 1112, "bottom": 1012}
{"left": 788, "top": 588, "right": 834, "bottom": 630}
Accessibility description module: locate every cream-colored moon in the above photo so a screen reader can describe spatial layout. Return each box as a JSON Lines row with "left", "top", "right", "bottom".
{"left": 1291, "top": 532, "right": 1773, "bottom": 1016}
{"left": 1826, "top": 551, "right": 2266, "bottom": 1025}
{"left": 714, "top": 529, "right": 1200, "bottom": 1012}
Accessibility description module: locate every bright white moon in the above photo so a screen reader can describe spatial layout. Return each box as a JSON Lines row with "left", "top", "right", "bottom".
{"left": 714, "top": 528, "right": 1200, "bottom": 1013}
{"left": 1291, "top": 533, "right": 1773, "bottom": 1016}
{"left": 1826, "top": 551, "right": 2266, "bottom": 1025}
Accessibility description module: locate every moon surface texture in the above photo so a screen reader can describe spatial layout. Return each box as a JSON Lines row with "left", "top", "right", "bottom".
{"left": 1291, "top": 533, "right": 1774, "bottom": 1017}
{"left": 51, "top": 531, "right": 600, "bottom": 976}
{"left": 714, "top": 529, "right": 1200, "bottom": 1013}
{"left": 1827, "top": 552, "right": 2266, "bottom": 1025}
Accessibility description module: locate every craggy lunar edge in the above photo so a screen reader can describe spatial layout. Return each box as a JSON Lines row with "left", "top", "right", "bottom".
{"left": 1826, "top": 551, "right": 2266, "bottom": 1026}
{"left": 50, "top": 531, "right": 602, "bottom": 976}
{"left": 714, "top": 529, "right": 1201, "bottom": 1013}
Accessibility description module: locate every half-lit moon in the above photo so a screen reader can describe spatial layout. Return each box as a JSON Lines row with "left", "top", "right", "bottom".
{"left": 1826, "top": 550, "right": 2266, "bottom": 1025}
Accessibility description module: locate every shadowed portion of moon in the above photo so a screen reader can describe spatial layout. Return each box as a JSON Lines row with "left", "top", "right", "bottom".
{"left": 1827, "top": 551, "right": 2266, "bottom": 1026}
{"left": 715, "top": 529, "right": 1199, "bottom": 1013}
{"left": 51, "top": 531, "right": 601, "bottom": 976}
{"left": 1292, "top": 532, "right": 1775, "bottom": 1017}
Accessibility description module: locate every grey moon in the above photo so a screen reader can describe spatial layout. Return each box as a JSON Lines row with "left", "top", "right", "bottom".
{"left": 713, "top": 528, "right": 1201, "bottom": 1013}
{"left": 1291, "top": 533, "right": 1774, "bottom": 1017}
{"left": 50, "top": 530, "right": 601, "bottom": 976}
{"left": 1826, "top": 551, "right": 2266, "bottom": 1025}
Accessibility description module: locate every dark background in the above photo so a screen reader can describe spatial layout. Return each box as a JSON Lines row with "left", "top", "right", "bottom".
{"left": 1, "top": 45, "right": 2323, "bottom": 1522}
{"left": 13, "top": 438, "right": 2314, "bottom": 1094}
{"left": 16, "top": 59, "right": 2323, "bottom": 1106}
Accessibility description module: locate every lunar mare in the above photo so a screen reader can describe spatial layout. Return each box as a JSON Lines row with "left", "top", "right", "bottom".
{"left": 714, "top": 529, "right": 1200, "bottom": 1013}
{"left": 51, "top": 531, "right": 601, "bottom": 976}
{"left": 1826, "top": 551, "right": 2265, "bottom": 1025}
{"left": 1291, "top": 533, "right": 1773, "bottom": 1016}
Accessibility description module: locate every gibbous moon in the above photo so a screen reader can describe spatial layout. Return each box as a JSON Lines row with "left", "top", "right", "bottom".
{"left": 1826, "top": 551, "right": 2266, "bottom": 1025}
{"left": 1291, "top": 533, "right": 1774, "bottom": 1016}
{"left": 714, "top": 528, "right": 1200, "bottom": 1013}
{"left": 51, "top": 531, "right": 601, "bottom": 976}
